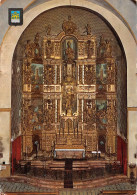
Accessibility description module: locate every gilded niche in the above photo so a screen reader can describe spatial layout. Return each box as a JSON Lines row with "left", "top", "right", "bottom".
{"left": 22, "top": 15, "right": 117, "bottom": 160}
{"left": 62, "top": 37, "right": 77, "bottom": 84}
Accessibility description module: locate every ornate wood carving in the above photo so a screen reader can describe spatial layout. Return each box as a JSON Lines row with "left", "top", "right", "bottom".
{"left": 22, "top": 15, "right": 117, "bottom": 160}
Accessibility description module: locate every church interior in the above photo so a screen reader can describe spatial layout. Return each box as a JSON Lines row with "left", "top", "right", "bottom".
{"left": 0, "top": 0, "right": 136, "bottom": 194}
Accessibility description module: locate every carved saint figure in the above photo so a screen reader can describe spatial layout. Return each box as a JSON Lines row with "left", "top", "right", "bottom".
{"left": 34, "top": 33, "right": 39, "bottom": 44}
{"left": 46, "top": 40, "right": 53, "bottom": 58}
{"left": 62, "top": 15, "right": 77, "bottom": 34}
{"left": 100, "top": 66, "right": 104, "bottom": 82}
{"left": 25, "top": 40, "right": 32, "bottom": 57}
{"left": 34, "top": 33, "right": 41, "bottom": 58}
{"left": 65, "top": 41, "right": 75, "bottom": 63}
{"left": 35, "top": 69, "right": 39, "bottom": 84}
{"left": 46, "top": 24, "right": 51, "bottom": 36}
{"left": 66, "top": 95, "right": 71, "bottom": 111}
{"left": 98, "top": 35, "right": 106, "bottom": 57}
{"left": 65, "top": 87, "right": 74, "bottom": 116}
{"left": 87, "top": 40, "right": 94, "bottom": 58}
{"left": 24, "top": 33, "right": 41, "bottom": 59}
{"left": 84, "top": 24, "right": 92, "bottom": 35}
{"left": 105, "top": 40, "right": 112, "bottom": 57}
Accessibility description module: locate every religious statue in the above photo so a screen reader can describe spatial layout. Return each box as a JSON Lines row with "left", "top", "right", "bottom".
{"left": 65, "top": 41, "right": 75, "bottom": 63}
{"left": 46, "top": 24, "right": 51, "bottom": 36}
{"left": 97, "top": 35, "right": 106, "bottom": 58}
{"left": 87, "top": 40, "right": 94, "bottom": 58}
{"left": 35, "top": 69, "right": 40, "bottom": 84}
{"left": 34, "top": 32, "right": 39, "bottom": 44}
{"left": 25, "top": 40, "right": 32, "bottom": 58}
{"left": 45, "top": 65, "right": 53, "bottom": 84}
{"left": 45, "top": 39, "right": 53, "bottom": 58}
{"left": 24, "top": 33, "right": 41, "bottom": 60}
{"left": 100, "top": 66, "right": 104, "bottom": 82}
{"left": 84, "top": 24, "right": 92, "bottom": 35}
{"left": 66, "top": 95, "right": 72, "bottom": 116}
{"left": 65, "top": 87, "right": 74, "bottom": 116}
{"left": 62, "top": 15, "right": 77, "bottom": 34}
{"left": 33, "top": 33, "right": 41, "bottom": 58}
{"left": 105, "top": 40, "right": 112, "bottom": 57}
{"left": 63, "top": 40, "right": 76, "bottom": 83}
{"left": 100, "top": 35, "right": 105, "bottom": 45}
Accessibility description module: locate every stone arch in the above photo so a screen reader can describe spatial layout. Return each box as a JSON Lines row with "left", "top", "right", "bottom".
{"left": 0, "top": 0, "right": 136, "bottom": 108}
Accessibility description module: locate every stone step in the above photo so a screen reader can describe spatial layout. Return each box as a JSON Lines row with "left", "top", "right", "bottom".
{"left": 73, "top": 175, "right": 128, "bottom": 189}
{"left": 3, "top": 174, "right": 128, "bottom": 190}
{"left": 3, "top": 176, "right": 64, "bottom": 189}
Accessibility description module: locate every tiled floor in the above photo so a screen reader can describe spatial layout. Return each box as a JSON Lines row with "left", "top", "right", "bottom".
{"left": 0, "top": 194, "right": 56, "bottom": 195}
{"left": 0, "top": 181, "right": 54, "bottom": 193}
{"left": 0, "top": 181, "right": 136, "bottom": 194}
{"left": 59, "top": 182, "right": 136, "bottom": 195}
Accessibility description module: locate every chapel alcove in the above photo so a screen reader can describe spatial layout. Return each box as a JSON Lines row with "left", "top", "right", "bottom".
{"left": 11, "top": 6, "right": 127, "bottom": 182}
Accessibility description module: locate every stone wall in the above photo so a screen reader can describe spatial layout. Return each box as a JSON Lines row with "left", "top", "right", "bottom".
{"left": 0, "top": 111, "right": 10, "bottom": 165}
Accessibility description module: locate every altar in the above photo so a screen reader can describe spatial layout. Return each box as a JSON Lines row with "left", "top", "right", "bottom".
{"left": 54, "top": 148, "right": 85, "bottom": 159}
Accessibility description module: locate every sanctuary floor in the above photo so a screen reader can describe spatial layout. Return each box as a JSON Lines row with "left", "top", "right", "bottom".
{"left": 0, "top": 181, "right": 136, "bottom": 194}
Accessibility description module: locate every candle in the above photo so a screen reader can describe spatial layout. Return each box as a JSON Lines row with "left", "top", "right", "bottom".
{"left": 26, "top": 146, "right": 27, "bottom": 160}
{"left": 97, "top": 143, "right": 98, "bottom": 151}
{"left": 37, "top": 144, "right": 39, "bottom": 152}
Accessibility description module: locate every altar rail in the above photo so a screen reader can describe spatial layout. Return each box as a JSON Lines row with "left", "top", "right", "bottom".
{"left": 13, "top": 161, "right": 123, "bottom": 181}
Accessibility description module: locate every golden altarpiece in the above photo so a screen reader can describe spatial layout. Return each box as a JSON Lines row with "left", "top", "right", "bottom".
{"left": 22, "top": 16, "right": 117, "bottom": 160}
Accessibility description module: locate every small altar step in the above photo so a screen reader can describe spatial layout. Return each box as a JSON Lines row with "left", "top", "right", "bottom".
{"left": 20, "top": 159, "right": 120, "bottom": 170}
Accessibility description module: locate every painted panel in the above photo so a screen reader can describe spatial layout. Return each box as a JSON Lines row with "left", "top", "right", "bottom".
{"left": 96, "top": 63, "right": 107, "bottom": 84}
{"left": 31, "top": 63, "right": 43, "bottom": 85}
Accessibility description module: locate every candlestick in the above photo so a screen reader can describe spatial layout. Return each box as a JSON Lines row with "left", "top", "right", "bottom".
{"left": 77, "top": 123, "right": 78, "bottom": 135}
{"left": 26, "top": 146, "right": 27, "bottom": 160}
